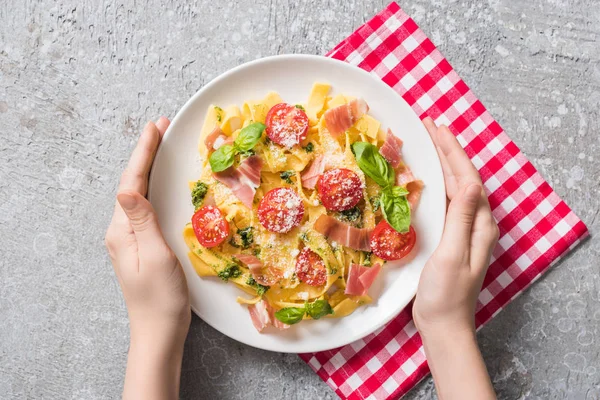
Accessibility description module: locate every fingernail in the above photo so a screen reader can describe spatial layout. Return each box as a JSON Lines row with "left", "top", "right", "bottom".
{"left": 465, "top": 184, "right": 481, "bottom": 200}
{"left": 117, "top": 193, "right": 138, "bottom": 211}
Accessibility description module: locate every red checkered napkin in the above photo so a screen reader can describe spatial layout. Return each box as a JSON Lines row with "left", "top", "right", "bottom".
{"left": 299, "top": 2, "right": 589, "bottom": 399}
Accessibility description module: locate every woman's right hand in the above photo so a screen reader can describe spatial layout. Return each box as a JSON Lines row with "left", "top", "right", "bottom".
{"left": 413, "top": 118, "right": 499, "bottom": 336}
{"left": 413, "top": 118, "right": 499, "bottom": 400}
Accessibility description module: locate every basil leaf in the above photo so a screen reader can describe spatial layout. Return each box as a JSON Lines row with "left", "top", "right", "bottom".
{"left": 209, "top": 144, "right": 236, "bottom": 172}
{"left": 234, "top": 122, "right": 265, "bottom": 152}
{"left": 390, "top": 185, "right": 409, "bottom": 197}
{"left": 274, "top": 307, "right": 305, "bottom": 325}
{"left": 380, "top": 186, "right": 411, "bottom": 233}
{"left": 305, "top": 300, "right": 334, "bottom": 320}
{"left": 351, "top": 142, "right": 394, "bottom": 188}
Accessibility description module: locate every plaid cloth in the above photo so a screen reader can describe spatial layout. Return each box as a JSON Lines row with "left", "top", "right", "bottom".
{"left": 299, "top": 2, "right": 589, "bottom": 399}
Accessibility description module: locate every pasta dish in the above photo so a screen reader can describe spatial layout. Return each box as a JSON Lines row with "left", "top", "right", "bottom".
{"left": 183, "top": 83, "right": 422, "bottom": 331}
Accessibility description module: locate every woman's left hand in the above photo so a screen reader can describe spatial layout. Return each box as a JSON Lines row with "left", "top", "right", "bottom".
{"left": 105, "top": 117, "right": 190, "bottom": 400}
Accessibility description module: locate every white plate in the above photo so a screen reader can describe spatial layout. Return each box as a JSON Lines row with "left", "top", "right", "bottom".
{"left": 149, "top": 54, "right": 445, "bottom": 353}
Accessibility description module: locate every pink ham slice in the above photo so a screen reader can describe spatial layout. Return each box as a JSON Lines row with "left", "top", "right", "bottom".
{"left": 406, "top": 180, "right": 424, "bottom": 210}
{"left": 359, "top": 263, "right": 382, "bottom": 289}
{"left": 213, "top": 134, "right": 234, "bottom": 150}
{"left": 266, "top": 301, "right": 290, "bottom": 330}
{"left": 344, "top": 263, "right": 382, "bottom": 296}
{"left": 202, "top": 191, "right": 217, "bottom": 207}
{"left": 313, "top": 214, "right": 371, "bottom": 251}
{"left": 395, "top": 168, "right": 424, "bottom": 210}
{"left": 379, "top": 129, "right": 403, "bottom": 168}
{"left": 395, "top": 168, "right": 415, "bottom": 186}
{"left": 301, "top": 155, "right": 325, "bottom": 189}
{"left": 233, "top": 254, "right": 262, "bottom": 275}
{"left": 204, "top": 125, "right": 223, "bottom": 150}
{"left": 248, "top": 300, "right": 271, "bottom": 332}
{"left": 324, "top": 98, "right": 369, "bottom": 136}
{"left": 234, "top": 254, "right": 282, "bottom": 287}
{"left": 213, "top": 155, "right": 262, "bottom": 209}
{"left": 205, "top": 125, "right": 234, "bottom": 151}
{"left": 248, "top": 300, "right": 290, "bottom": 332}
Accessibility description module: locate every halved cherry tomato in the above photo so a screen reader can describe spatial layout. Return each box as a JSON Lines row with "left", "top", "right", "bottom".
{"left": 316, "top": 168, "right": 364, "bottom": 211}
{"left": 258, "top": 187, "right": 305, "bottom": 233}
{"left": 295, "top": 247, "right": 327, "bottom": 286}
{"left": 369, "top": 221, "right": 416, "bottom": 261}
{"left": 192, "top": 205, "right": 230, "bottom": 248}
{"left": 265, "top": 103, "right": 309, "bottom": 148}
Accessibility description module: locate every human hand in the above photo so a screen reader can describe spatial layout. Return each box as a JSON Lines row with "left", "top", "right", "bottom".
{"left": 105, "top": 117, "right": 190, "bottom": 351}
{"left": 412, "top": 118, "right": 498, "bottom": 400}
{"left": 413, "top": 118, "right": 499, "bottom": 337}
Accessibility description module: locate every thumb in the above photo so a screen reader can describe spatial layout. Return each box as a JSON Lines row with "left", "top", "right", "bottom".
{"left": 117, "top": 191, "right": 167, "bottom": 249}
{"left": 440, "top": 183, "right": 481, "bottom": 251}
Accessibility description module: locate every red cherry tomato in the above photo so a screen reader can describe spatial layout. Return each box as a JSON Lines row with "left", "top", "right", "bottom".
{"left": 369, "top": 221, "right": 416, "bottom": 261}
{"left": 258, "top": 187, "right": 305, "bottom": 233}
{"left": 295, "top": 247, "right": 327, "bottom": 286}
{"left": 316, "top": 168, "right": 364, "bottom": 211}
{"left": 265, "top": 103, "right": 309, "bottom": 147}
{"left": 192, "top": 205, "right": 230, "bottom": 248}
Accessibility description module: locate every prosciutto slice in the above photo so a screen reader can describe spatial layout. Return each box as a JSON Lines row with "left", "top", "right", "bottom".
{"left": 324, "top": 98, "right": 369, "bottom": 136}
{"left": 233, "top": 254, "right": 262, "bottom": 275}
{"left": 379, "top": 129, "right": 403, "bottom": 168}
{"left": 213, "top": 155, "right": 262, "bottom": 209}
{"left": 204, "top": 125, "right": 223, "bottom": 151}
{"left": 248, "top": 300, "right": 290, "bottom": 332}
{"left": 301, "top": 155, "right": 325, "bottom": 189}
{"left": 406, "top": 180, "right": 424, "bottom": 210}
{"left": 234, "top": 254, "right": 282, "bottom": 287}
{"left": 213, "top": 134, "right": 234, "bottom": 150}
{"left": 344, "top": 263, "right": 382, "bottom": 296}
{"left": 248, "top": 300, "right": 271, "bottom": 332}
{"left": 313, "top": 214, "right": 371, "bottom": 251}
{"left": 266, "top": 302, "right": 290, "bottom": 330}
{"left": 395, "top": 168, "right": 423, "bottom": 210}
{"left": 395, "top": 168, "right": 416, "bottom": 186}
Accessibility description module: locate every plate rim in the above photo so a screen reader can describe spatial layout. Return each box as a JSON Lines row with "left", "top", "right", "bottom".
{"left": 149, "top": 54, "right": 446, "bottom": 353}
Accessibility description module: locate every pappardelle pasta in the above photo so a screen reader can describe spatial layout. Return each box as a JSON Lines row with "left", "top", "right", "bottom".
{"left": 183, "top": 83, "right": 423, "bottom": 332}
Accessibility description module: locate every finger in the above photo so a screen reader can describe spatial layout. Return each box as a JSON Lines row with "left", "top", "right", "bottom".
{"left": 423, "top": 118, "right": 459, "bottom": 199}
{"left": 437, "top": 125, "right": 482, "bottom": 189}
{"left": 118, "top": 121, "right": 162, "bottom": 195}
{"left": 470, "top": 199, "right": 499, "bottom": 274}
{"left": 423, "top": 117, "right": 439, "bottom": 145}
{"left": 439, "top": 183, "right": 482, "bottom": 261}
{"left": 155, "top": 116, "right": 170, "bottom": 139}
{"left": 117, "top": 191, "right": 168, "bottom": 255}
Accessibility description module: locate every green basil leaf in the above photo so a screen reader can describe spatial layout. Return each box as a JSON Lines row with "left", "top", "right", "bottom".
{"left": 305, "top": 300, "right": 334, "bottom": 320}
{"left": 209, "top": 144, "right": 236, "bottom": 172}
{"left": 274, "top": 307, "right": 305, "bottom": 325}
{"left": 390, "top": 185, "right": 409, "bottom": 197}
{"left": 351, "top": 142, "right": 394, "bottom": 188}
{"left": 380, "top": 186, "right": 411, "bottom": 233}
{"left": 234, "top": 122, "right": 265, "bottom": 152}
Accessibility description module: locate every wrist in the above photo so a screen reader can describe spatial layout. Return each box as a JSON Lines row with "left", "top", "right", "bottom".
{"left": 124, "top": 320, "right": 188, "bottom": 400}
{"left": 129, "top": 317, "right": 189, "bottom": 360}
{"left": 420, "top": 324, "right": 477, "bottom": 350}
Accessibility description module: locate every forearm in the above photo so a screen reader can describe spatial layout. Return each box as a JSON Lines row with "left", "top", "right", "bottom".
{"left": 422, "top": 329, "right": 495, "bottom": 400}
{"left": 123, "top": 329, "right": 186, "bottom": 400}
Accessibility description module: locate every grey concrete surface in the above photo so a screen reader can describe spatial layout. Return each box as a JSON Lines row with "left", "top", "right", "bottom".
{"left": 0, "top": 0, "right": 598, "bottom": 399}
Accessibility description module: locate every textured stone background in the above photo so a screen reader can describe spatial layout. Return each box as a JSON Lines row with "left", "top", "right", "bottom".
{"left": 1, "top": 0, "right": 598, "bottom": 399}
